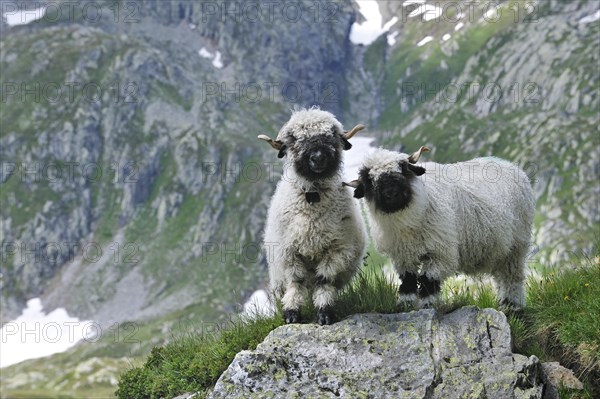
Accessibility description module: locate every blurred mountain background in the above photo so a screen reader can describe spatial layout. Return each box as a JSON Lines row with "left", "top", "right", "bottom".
{"left": 0, "top": 0, "right": 598, "bottom": 397}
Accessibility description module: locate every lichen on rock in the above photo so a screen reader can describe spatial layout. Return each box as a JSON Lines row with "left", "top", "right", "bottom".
{"left": 209, "top": 307, "right": 544, "bottom": 398}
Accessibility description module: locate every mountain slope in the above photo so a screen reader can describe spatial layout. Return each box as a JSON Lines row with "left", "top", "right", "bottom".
{"left": 1, "top": 0, "right": 357, "bottom": 324}
{"left": 355, "top": 0, "right": 599, "bottom": 263}
{"left": 1, "top": 0, "right": 598, "bottom": 397}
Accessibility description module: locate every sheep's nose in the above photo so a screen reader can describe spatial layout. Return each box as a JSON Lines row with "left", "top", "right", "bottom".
{"left": 309, "top": 151, "right": 327, "bottom": 172}
{"left": 310, "top": 151, "right": 325, "bottom": 164}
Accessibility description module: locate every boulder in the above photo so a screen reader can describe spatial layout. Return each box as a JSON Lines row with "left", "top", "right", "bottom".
{"left": 541, "top": 362, "right": 584, "bottom": 399}
{"left": 209, "top": 307, "right": 544, "bottom": 398}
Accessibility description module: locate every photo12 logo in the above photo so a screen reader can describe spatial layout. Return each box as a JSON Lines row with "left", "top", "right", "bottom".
{"left": 1, "top": 81, "right": 139, "bottom": 105}
{"left": 197, "top": 1, "right": 341, "bottom": 23}
{"left": 1, "top": 241, "right": 139, "bottom": 265}
{"left": 397, "top": 1, "right": 538, "bottom": 24}
{"left": 199, "top": 81, "right": 338, "bottom": 105}
{"left": 1, "top": 1, "right": 141, "bottom": 26}
{"left": 1, "top": 321, "right": 140, "bottom": 345}
{"left": 400, "top": 81, "right": 541, "bottom": 105}
{"left": 0, "top": 161, "right": 139, "bottom": 184}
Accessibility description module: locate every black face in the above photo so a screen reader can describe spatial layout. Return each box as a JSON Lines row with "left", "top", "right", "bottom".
{"left": 373, "top": 171, "right": 414, "bottom": 213}
{"left": 290, "top": 135, "right": 342, "bottom": 181}
{"left": 353, "top": 161, "right": 425, "bottom": 213}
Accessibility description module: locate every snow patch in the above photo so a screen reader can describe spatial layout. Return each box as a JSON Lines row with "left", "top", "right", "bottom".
{"left": 198, "top": 47, "right": 213, "bottom": 59}
{"left": 198, "top": 47, "right": 224, "bottom": 69}
{"left": 417, "top": 36, "right": 434, "bottom": 47}
{"left": 241, "top": 290, "right": 275, "bottom": 318}
{"left": 403, "top": 0, "right": 426, "bottom": 6}
{"left": 484, "top": 7, "right": 499, "bottom": 20}
{"left": 384, "top": 16, "right": 399, "bottom": 31}
{"left": 343, "top": 137, "right": 376, "bottom": 181}
{"left": 3, "top": 6, "right": 46, "bottom": 26}
{"left": 212, "top": 51, "right": 223, "bottom": 69}
{"left": 0, "top": 298, "right": 93, "bottom": 368}
{"left": 408, "top": 4, "right": 443, "bottom": 22}
{"left": 579, "top": 10, "right": 600, "bottom": 24}
{"left": 350, "top": 1, "right": 397, "bottom": 45}
{"left": 387, "top": 31, "right": 399, "bottom": 46}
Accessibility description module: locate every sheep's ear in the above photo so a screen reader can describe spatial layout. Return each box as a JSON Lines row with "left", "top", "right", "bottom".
{"left": 342, "top": 137, "right": 352, "bottom": 150}
{"left": 402, "top": 162, "right": 426, "bottom": 176}
{"left": 409, "top": 164, "right": 426, "bottom": 176}
{"left": 343, "top": 180, "right": 364, "bottom": 198}
{"left": 353, "top": 184, "right": 365, "bottom": 199}
{"left": 277, "top": 144, "right": 288, "bottom": 158}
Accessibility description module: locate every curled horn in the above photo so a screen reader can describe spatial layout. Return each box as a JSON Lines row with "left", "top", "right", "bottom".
{"left": 258, "top": 134, "right": 282, "bottom": 150}
{"left": 343, "top": 124, "right": 365, "bottom": 140}
{"left": 408, "top": 146, "right": 430, "bottom": 164}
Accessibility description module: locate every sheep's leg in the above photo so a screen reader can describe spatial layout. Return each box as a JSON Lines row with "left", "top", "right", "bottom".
{"left": 398, "top": 272, "right": 419, "bottom": 309}
{"left": 313, "top": 248, "right": 362, "bottom": 325}
{"left": 281, "top": 260, "right": 309, "bottom": 324}
{"left": 282, "top": 280, "right": 307, "bottom": 323}
{"left": 417, "top": 273, "right": 441, "bottom": 308}
{"left": 495, "top": 274, "right": 525, "bottom": 309}
{"left": 314, "top": 254, "right": 352, "bottom": 325}
{"left": 494, "top": 247, "right": 527, "bottom": 308}
{"left": 313, "top": 274, "right": 336, "bottom": 325}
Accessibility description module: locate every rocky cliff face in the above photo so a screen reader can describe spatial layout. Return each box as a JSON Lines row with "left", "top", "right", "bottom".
{"left": 209, "top": 308, "right": 544, "bottom": 398}
{"left": 0, "top": 0, "right": 356, "bottom": 324}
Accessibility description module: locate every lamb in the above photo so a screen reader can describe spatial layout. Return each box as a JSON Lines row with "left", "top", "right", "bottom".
{"left": 346, "top": 147, "right": 534, "bottom": 308}
{"left": 258, "top": 108, "right": 367, "bottom": 325}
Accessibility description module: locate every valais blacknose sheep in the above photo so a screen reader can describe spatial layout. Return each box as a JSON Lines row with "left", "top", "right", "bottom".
{"left": 346, "top": 147, "right": 534, "bottom": 308}
{"left": 258, "top": 109, "right": 367, "bottom": 325}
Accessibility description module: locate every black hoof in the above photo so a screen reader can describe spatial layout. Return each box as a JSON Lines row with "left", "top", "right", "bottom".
{"left": 284, "top": 309, "right": 300, "bottom": 324}
{"left": 317, "top": 307, "right": 334, "bottom": 325}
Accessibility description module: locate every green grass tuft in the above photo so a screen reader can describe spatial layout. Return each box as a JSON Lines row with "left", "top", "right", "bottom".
{"left": 336, "top": 266, "right": 399, "bottom": 316}
{"left": 526, "top": 260, "right": 600, "bottom": 384}
{"left": 115, "top": 315, "right": 284, "bottom": 399}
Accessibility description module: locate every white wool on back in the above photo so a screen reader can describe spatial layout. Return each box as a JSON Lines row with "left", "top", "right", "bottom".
{"left": 363, "top": 149, "right": 534, "bottom": 305}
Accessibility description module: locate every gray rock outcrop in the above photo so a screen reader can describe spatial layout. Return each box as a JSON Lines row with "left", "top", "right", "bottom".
{"left": 541, "top": 362, "right": 584, "bottom": 399}
{"left": 209, "top": 307, "right": 544, "bottom": 398}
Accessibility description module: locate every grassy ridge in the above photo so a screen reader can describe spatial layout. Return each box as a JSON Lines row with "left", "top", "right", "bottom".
{"left": 116, "top": 246, "right": 600, "bottom": 398}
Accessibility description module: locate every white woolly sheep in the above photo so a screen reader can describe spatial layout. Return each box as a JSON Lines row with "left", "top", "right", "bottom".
{"left": 258, "top": 109, "right": 367, "bottom": 325}
{"left": 346, "top": 147, "right": 534, "bottom": 308}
